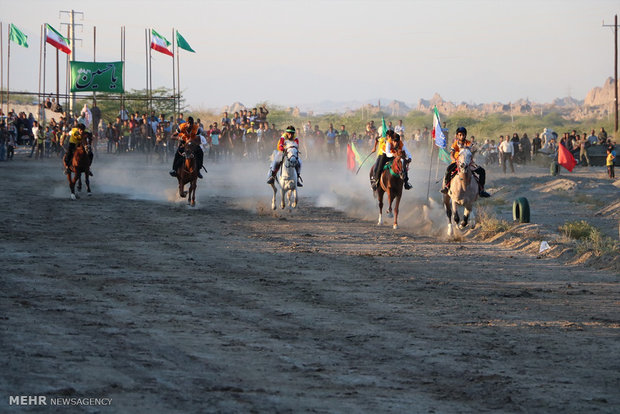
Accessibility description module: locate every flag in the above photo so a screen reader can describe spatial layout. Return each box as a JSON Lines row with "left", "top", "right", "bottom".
{"left": 381, "top": 117, "right": 387, "bottom": 138}
{"left": 151, "top": 29, "right": 173, "bottom": 57}
{"left": 432, "top": 106, "right": 446, "bottom": 148}
{"left": 438, "top": 147, "right": 451, "bottom": 164}
{"left": 346, "top": 144, "right": 356, "bottom": 172}
{"left": 557, "top": 143, "right": 576, "bottom": 172}
{"left": 46, "top": 24, "right": 71, "bottom": 54}
{"left": 176, "top": 31, "right": 195, "bottom": 53}
{"left": 70, "top": 61, "right": 124, "bottom": 93}
{"left": 350, "top": 142, "right": 363, "bottom": 165}
{"left": 9, "top": 24, "right": 28, "bottom": 48}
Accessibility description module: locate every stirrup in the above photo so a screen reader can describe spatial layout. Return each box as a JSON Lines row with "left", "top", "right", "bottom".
{"left": 404, "top": 182, "right": 412, "bottom": 190}
{"left": 440, "top": 187, "right": 448, "bottom": 194}
{"left": 169, "top": 170, "right": 177, "bottom": 177}
{"left": 267, "top": 176, "right": 275, "bottom": 184}
{"left": 479, "top": 190, "right": 491, "bottom": 198}
{"left": 198, "top": 172, "right": 203, "bottom": 179}
{"left": 88, "top": 171, "right": 94, "bottom": 177}
{"left": 297, "top": 181, "right": 303, "bottom": 187}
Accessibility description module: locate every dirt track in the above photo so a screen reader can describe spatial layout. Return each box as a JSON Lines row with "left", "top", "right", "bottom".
{"left": 1, "top": 152, "right": 619, "bottom": 413}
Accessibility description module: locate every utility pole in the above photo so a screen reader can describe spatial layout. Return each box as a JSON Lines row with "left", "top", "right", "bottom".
{"left": 60, "top": 9, "right": 83, "bottom": 115}
{"left": 603, "top": 15, "right": 618, "bottom": 133}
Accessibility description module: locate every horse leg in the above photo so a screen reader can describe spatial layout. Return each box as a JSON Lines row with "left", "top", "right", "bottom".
{"left": 292, "top": 188, "right": 297, "bottom": 208}
{"left": 392, "top": 195, "right": 400, "bottom": 230}
{"left": 77, "top": 174, "right": 82, "bottom": 192}
{"left": 270, "top": 183, "right": 277, "bottom": 210}
{"left": 377, "top": 188, "right": 384, "bottom": 226}
{"left": 67, "top": 172, "right": 77, "bottom": 200}
{"left": 280, "top": 186, "right": 286, "bottom": 209}
{"left": 189, "top": 179, "right": 196, "bottom": 206}
{"left": 85, "top": 170, "right": 91, "bottom": 194}
{"left": 386, "top": 188, "right": 394, "bottom": 218}
{"left": 444, "top": 195, "right": 453, "bottom": 236}
{"left": 178, "top": 177, "right": 186, "bottom": 198}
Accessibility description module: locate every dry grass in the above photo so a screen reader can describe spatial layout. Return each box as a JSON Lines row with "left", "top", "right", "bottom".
{"left": 560, "top": 220, "right": 620, "bottom": 257}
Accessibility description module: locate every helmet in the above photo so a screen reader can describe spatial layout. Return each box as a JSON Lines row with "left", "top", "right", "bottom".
{"left": 187, "top": 116, "right": 194, "bottom": 124}
{"left": 392, "top": 133, "right": 400, "bottom": 142}
{"left": 456, "top": 126, "right": 467, "bottom": 136}
{"left": 285, "top": 125, "right": 296, "bottom": 133}
{"left": 78, "top": 123, "right": 86, "bottom": 130}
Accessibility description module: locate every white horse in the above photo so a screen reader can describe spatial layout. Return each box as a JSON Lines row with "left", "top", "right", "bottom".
{"left": 270, "top": 146, "right": 299, "bottom": 211}
{"left": 443, "top": 148, "right": 479, "bottom": 236}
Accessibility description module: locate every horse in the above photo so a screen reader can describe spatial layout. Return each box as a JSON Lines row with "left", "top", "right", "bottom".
{"left": 270, "top": 145, "right": 299, "bottom": 211}
{"left": 176, "top": 141, "right": 200, "bottom": 207}
{"left": 66, "top": 143, "right": 92, "bottom": 200}
{"left": 374, "top": 149, "right": 405, "bottom": 229}
{"left": 443, "top": 147, "right": 479, "bottom": 236}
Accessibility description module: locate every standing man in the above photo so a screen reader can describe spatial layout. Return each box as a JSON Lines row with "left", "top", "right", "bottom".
{"left": 91, "top": 101, "right": 102, "bottom": 141}
{"left": 498, "top": 135, "right": 514, "bottom": 174}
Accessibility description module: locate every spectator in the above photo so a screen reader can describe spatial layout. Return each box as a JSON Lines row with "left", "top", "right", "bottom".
{"left": 578, "top": 133, "right": 590, "bottom": 166}
{"left": 598, "top": 127, "right": 608, "bottom": 145}
{"left": 606, "top": 147, "right": 615, "bottom": 179}
{"left": 587, "top": 129, "right": 598, "bottom": 146}
{"left": 498, "top": 135, "right": 514, "bottom": 173}
{"left": 532, "top": 133, "right": 542, "bottom": 155}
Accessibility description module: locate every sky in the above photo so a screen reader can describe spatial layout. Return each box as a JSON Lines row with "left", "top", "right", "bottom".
{"left": 1, "top": 0, "right": 618, "bottom": 111}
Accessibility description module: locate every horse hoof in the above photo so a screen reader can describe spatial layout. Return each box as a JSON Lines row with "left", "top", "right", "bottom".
{"left": 387, "top": 212, "right": 394, "bottom": 218}
{"left": 70, "top": 194, "right": 76, "bottom": 200}
{"left": 393, "top": 224, "right": 399, "bottom": 230}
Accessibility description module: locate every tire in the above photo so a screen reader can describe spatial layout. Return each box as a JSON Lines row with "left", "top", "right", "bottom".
{"left": 550, "top": 161, "right": 559, "bottom": 176}
{"left": 513, "top": 197, "right": 530, "bottom": 223}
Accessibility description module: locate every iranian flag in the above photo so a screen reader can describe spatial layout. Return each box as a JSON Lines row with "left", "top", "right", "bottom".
{"left": 46, "top": 24, "right": 71, "bottom": 54}
{"left": 432, "top": 106, "right": 446, "bottom": 148}
{"left": 151, "top": 29, "right": 173, "bottom": 57}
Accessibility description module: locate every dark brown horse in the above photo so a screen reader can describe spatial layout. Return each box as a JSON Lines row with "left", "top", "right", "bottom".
{"left": 374, "top": 149, "right": 405, "bottom": 229}
{"left": 66, "top": 144, "right": 92, "bottom": 200}
{"left": 176, "top": 141, "right": 199, "bottom": 206}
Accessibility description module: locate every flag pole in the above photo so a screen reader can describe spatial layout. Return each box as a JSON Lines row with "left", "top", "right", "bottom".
{"left": 92, "top": 25, "right": 96, "bottom": 104}
{"left": 148, "top": 29, "right": 152, "bottom": 113}
{"left": 355, "top": 150, "right": 374, "bottom": 175}
{"left": 426, "top": 145, "right": 435, "bottom": 201}
{"left": 7, "top": 24, "right": 11, "bottom": 112}
{"left": 144, "top": 28, "right": 148, "bottom": 113}
{"left": 177, "top": 41, "right": 180, "bottom": 116}
{"left": 172, "top": 28, "right": 176, "bottom": 121}
{"left": 38, "top": 25, "right": 42, "bottom": 109}
{"left": 43, "top": 24, "right": 47, "bottom": 113}
{"left": 1, "top": 22, "right": 4, "bottom": 113}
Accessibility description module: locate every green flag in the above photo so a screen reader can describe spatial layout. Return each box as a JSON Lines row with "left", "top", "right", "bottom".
{"left": 176, "top": 31, "right": 195, "bottom": 53}
{"left": 70, "top": 61, "right": 124, "bottom": 93}
{"left": 438, "top": 147, "right": 451, "bottom": 164}
{"left": 9, "top": 24, "right": 28, "bottom": 48}
{"left": 381, "top": 116, "right": 387, "bottom": 138}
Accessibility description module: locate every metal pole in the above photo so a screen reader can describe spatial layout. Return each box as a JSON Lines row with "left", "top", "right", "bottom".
{"left": 615, "top": 14, "right": 618, "bottom": 133}
{"left": 7, "top": 24, "right": 11, "bottom": 111}
{"left": 148, "top": 29, "right": 152, "bottom": 113}
{"left": 56, "top": 48, "right": 59, "bottom": 104}
{"left": 172, "top": 28, "right": 176, "bottom": 120}
{"left": 43, "top": 25, "right": 47, "bottom": 111}
{"left": 145, "top": 28, "right": 148, "bottom": 113}
{"left": 93, "top": 25, "right": 96, "bottom": 104}
{"left": 1, "top": 22, "right": 4, "bottom": 112}
{"left": 177, "top": 45, "right": 180, "bottom": 115}
{"left": 38, "top": 25, "right": 42, "bottom": 108}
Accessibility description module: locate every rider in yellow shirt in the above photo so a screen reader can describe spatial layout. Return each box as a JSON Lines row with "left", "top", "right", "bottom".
{"left": 369, "top": 130, "right": 390, "bottom": 190}
{"left": 64, "top": 123, "right": 93, "bottom": 175}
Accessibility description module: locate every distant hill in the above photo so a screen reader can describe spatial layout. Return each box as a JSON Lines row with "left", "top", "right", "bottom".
{"left": 216, "top": 78, "right": 617, "bottom": 121}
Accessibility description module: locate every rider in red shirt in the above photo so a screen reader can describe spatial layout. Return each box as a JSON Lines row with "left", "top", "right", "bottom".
{"left": 267, "top": 125, "right": 302, "bottom": 187}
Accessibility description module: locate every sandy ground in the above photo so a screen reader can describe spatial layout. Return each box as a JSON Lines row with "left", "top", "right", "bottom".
{"left": 1, "top": 146, "right": 619, "bottom": 413}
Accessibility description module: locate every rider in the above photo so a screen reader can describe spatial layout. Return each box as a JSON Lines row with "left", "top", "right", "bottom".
{"left": 440, "top": 126, "right": 490, "bottom": 197}
{"left": 266, "top": 125, "right": 303, "bottom": 187}
{"left": 370, "top": 129, "right": 390, "bottom": 190}
{"left": 64, "top": 123, "right": 93, "bottom": 176}
{"left": 169, "top": 116, "right": 204, "bottom": 179}
{"left": 384, "top": 133, "right": 413, "bottom": 190}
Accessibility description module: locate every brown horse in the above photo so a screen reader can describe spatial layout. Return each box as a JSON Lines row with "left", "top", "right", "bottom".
{"left": 374, "top": 149, "right": 405, "bottom": 229}
{"left": 176, "top": 141, "right": 199, "bottom": 206}
{"left": 66, "top": 144, "right": 92, "bottom": 200}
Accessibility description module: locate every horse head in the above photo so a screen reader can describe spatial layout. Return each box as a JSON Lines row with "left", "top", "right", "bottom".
{"left": 285, "top": 146, "right": 299, "bottom": 169}
{"left": 458, "top": 147, "right": 473, "bottom": 173}
{"left": 183, "top": 142, "right": 198, "bottom": 160}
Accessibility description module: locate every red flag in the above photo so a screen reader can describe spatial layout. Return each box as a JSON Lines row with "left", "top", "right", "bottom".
{"left": 558, "top": 143, "right": 576, "bottom": 172}
{"left": 346, "top": 144, "right": 356, "bottom": 172}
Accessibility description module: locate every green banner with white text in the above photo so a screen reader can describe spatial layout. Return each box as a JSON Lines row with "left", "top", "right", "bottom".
{"left": 70, "top": 61, "right": 124, "bottom": 93}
